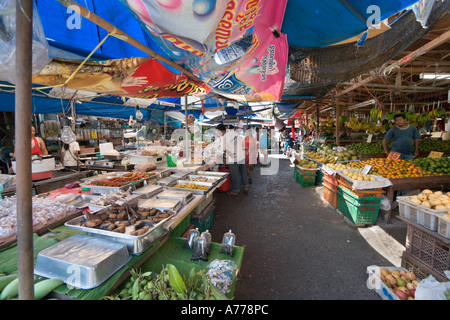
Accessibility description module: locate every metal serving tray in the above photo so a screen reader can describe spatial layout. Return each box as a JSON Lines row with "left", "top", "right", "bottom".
{"left": 71, "top": 194, "right": 101, "bottom": 210}
{"left": 64, "top": 216, "right": 168, "bottom": 255}
{"left": 156, "top": 189, "right": 193, "bottom": 205}
{"left": 138, "top": 198, "right": 182, "bottom": 213}
{"left": 166, "top": 181, "right": 211, "bottom": 195}
{"left": 34, "top": 234, "right": 131, "bottom": 289}
{"left": 156, "top": 176, "right": 178, "bottom": 186}
{"left": 132, "top": 184, "right": 164, "bottom": 199}
{"left": 197, "top": 171, "right": 228, "bottom": 178}
{"left": 187, "top": 175, "right": 221, "bottom": 184}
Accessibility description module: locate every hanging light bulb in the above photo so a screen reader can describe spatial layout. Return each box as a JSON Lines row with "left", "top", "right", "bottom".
{"left": 60, "top": 117, "right": 76, "bottom": 144}
{"left": 135, "top": 106, "right": 144, "bottom": 120}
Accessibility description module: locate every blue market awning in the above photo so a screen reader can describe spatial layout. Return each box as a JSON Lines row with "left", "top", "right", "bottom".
{"left": 281, "top": 0, "right": 419, "bottom": 47}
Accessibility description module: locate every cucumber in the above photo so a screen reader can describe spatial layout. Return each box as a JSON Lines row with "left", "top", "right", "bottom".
{"left": 33, "top": 279, "right": 64, "bottom": 300}
{"left": 0, "top": 274, "right": 18, "bottom": 293}
{"left": 0, "top": 278, "right": 19, "bottom": 300}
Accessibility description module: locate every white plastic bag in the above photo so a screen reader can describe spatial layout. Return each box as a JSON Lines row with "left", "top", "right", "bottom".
{"left": 415, "top": 274, "right": 450, "bottom": 300}
{"left": 0, "top": 0, "right": 50, "bottom": 84}
{"left": 380, "top": 195, "right": 391, "bottom": 211}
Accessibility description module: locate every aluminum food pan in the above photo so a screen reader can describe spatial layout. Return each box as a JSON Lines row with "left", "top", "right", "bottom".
{"left": 132, "top": 184, "right": 164, "bottom": 199}
{"left": 138, "top": 198, "right": 181, "bottom": 212}
{"left": 187, "top": 175, "right": 221, "bottom": 184}
{"left": 156, "top": 176, "right": 178, "bottom": 186}
{"left": 197, "top": 171, "right": 228, "bottom": 177}
{"left": 156, "top": 189, "right": 193, "bottom": 205}
{"left": 71, "top": 194, "right": 100, "bottom": 210}
{"left": 64, "top": 216, "right": 168, "bottom": 255}
{"left": 165, "top": 181, "right": 211, "bottom": 195}
{"left": 34, "top": 234, "right": 131, "bottom": 289}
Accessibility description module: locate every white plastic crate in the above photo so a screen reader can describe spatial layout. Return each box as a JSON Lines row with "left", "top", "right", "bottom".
{"left": 397, "top": 197, "right": 419, "bottom": 223}
{"left": 416, "top": 209, "right": 444, "bottom": 231}
{"left": 437, "top": 215, "right": 450, "bottom": 239}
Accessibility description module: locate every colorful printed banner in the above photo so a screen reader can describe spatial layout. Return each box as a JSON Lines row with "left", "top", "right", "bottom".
{"left": 32, "top": 57, "right": 210, "bottom": 98}
{"left": 120, "top": 0, "right": 288, "bottom": 101}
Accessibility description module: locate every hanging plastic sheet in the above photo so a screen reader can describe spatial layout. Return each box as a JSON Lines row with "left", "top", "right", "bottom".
{"left": 119, "top": 0, "right": 289, "bottom": 102}
{"left": 0, "top": 0, "right": 50, "bottom": 84}
{"left": 31, "top": 56, "right": 210, "bottom": 98}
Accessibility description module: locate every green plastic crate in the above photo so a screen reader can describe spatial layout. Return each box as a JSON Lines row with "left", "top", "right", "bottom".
{"left": 315, "top": 169, "right": 324, "bottom": 185}
{"left": 191, "top": 206, "right": 214, "bottom": 233}
{"left": 171, "top": 213, "right": 191, "bottom": 238}
{"left": 338, "top": 186, "right": 382, "bottom": 206}
{"left": 296, "top": 171, "right": 316, "bottom": 187}
{"left": 337, "top": 191, "right": 380, "bottom": 225}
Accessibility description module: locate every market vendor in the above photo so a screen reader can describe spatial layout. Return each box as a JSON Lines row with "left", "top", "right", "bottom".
{"left": 383, "top": 113, "right": 420, "bottom": 160}
{"left": 61, "top": 140, "right": 81, "bottom": 170}
{"left": 13, "top": 125, "right": 48, "bottom": 158}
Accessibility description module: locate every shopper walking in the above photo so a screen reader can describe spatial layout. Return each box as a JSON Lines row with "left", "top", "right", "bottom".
{"left": 244, "top": 127, "right": 258, "bottom": 184}
{"left": 219, "top": 125, "right": 249, "bottom": 196}
{"left": 258, "top": 128, "right": 269, "bottom": 166}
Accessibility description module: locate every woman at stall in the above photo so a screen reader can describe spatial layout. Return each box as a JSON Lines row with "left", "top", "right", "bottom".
{"left": 13, "top": 125, "right": 48, "bottom": 158}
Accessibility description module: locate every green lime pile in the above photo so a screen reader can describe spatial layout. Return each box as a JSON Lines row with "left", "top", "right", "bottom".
{"left": 411, "top": 157, "right": 450, "bottom": 175}
{"left": 347, "top": 141, "right": 391, "bottom": 154}
{"left": 419, "top": 140, "right": 450, "bottom": 153}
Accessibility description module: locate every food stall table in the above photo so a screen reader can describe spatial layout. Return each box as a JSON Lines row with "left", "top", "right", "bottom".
{"left": 382, "top": 175, "right": 450, "bottom": 224}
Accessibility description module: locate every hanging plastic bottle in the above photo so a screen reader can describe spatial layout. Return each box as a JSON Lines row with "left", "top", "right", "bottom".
{"left": 201, "top": 230, "right": 212, "bottom": 255}
{"left": 220, "top": 229, "right": 235, "bottom": 257}
{"left": 183, "top": 227, "right": 199, "bottom": 250}
{"left": 191, "top": 236, "right": 208, "bottom": 261}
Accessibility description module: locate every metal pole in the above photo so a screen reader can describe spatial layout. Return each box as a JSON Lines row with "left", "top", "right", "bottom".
{"left": 184, "top": 97, "right": 189, "bottom": 160}
{"left": 15, "top": 0, "right": 34, "bottom": 300}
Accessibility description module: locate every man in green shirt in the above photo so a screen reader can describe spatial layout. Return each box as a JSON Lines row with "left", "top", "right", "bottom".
{"left": 383, "top": 114, "right": 420, "bottom": 160}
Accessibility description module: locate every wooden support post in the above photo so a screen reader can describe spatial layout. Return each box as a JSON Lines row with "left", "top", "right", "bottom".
{"left": 16, "top": 0, "right": 34, "bottom": 300}
{"left": 335, "top": 99, "right": 340, "bottom": 146}
{"left": 316, "top": 105, "right": 319, "bottom": 139}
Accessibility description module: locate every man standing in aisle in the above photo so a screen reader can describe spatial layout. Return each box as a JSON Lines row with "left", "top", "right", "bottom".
{"left": 383, "top": 113, "right": 421, "bottom": 160}
{"left": 218, "top": 124, "right": 249, "bottom": 196}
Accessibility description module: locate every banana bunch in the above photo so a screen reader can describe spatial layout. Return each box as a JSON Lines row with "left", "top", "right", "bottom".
{"left": 429, "top": 108, "right": 446, "bottom": 118}
{"left": 370, "top": 107, "right": 383, "bottom": 120}
{"left": 347, "top": 117, "right": 363, "bottom": 131}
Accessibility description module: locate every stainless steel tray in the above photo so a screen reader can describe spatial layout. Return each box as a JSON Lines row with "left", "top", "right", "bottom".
{"left": 166, "top": 183, "right": 210, "bottom": 195}
{"left": 132, "top": 184, "right": 164, "bottom": 198}
{"left": 71, "top": 194, "right": 100, "bottom": 210}
{"left": 34, "top": 234, "right": 131, "bottom": 289}
{"left": 138, "top": 198, "right": 181, "bottom": 212}
{"left": 197, "top": 171, "right": 228, "bottom": 177}
{"left": 64, "top": 216, "right": 168, "bottom": 255}
{"left": 187, "top": 175, "right": 221, "bottom": 184}
{"left": 156, "top": 176, "right": 178, "bottom": 186}
{"left": 156, "top": 189, "right": 193, "bottom": 205}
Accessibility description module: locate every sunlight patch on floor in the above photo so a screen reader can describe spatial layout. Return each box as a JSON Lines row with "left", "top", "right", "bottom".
{"left": 358, "top": 226, "right": 405, "bottom": 267}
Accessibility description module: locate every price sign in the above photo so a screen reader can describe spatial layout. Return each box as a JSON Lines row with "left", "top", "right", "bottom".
{"left": 387, "top": 151, "right": 401, "bottom": 160}
{"left": 428, "top": 151, "right": 444, "bottom": 159}
{"left": 367, "top": 134, "right": 373, "bottom": 143}
{"left": 362, "top": 165, "right": 372, "bottom": 175}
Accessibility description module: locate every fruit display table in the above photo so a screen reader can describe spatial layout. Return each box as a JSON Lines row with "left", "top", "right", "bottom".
{"left": 382, "top": 175, "right": 450, "bottom": 224}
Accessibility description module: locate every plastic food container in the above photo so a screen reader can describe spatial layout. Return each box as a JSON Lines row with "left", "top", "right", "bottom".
{"left": 34, "top": 234, "right": 131, "bottom": 289}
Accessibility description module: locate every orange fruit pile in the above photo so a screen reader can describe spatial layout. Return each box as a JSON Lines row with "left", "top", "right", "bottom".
{"left": 347, "top": 158, "right": 435, "bottom": 179}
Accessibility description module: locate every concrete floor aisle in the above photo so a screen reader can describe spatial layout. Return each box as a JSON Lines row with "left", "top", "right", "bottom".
{"left": 209, "top": 153, "right": 408, "bottom": 300}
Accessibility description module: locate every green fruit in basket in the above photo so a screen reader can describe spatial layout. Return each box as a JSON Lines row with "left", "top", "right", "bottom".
{"left": 396, "top": 278, "right": 406, "bottom": 287}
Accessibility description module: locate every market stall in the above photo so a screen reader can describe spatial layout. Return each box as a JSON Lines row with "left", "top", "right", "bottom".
{"left": 0, "top": 157, "right": 244, "bottom": 300}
